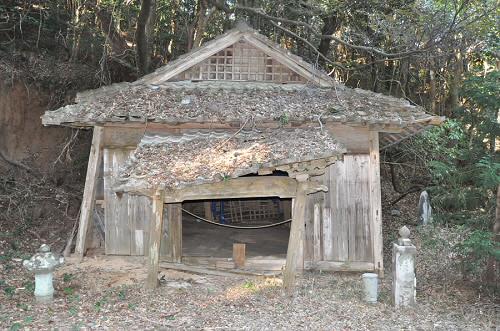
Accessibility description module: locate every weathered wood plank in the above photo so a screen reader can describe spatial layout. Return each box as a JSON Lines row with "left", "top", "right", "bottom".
{"left": 147, "top": 190, "right": 165, "bottom": 288}
{"left": 312, "top": 202, "right": 322, "bottom": 262}
{"left": 163, "top": 176, "right": 298, "bottom": 202}
{"left": 167, "top": 204, "right": 182, "bottom": 263}
{"left": 203, "top": 201, "right": 213, "bottom": 221}
{"left": 130, "top": 195, "right": 152, "bottom": 256}
{"left": 325, "top": 123, "right": 370, "bottom": 153}
{"left": 283, "top": 182, "right": 307, "bottom": 295}
{"left": 75, "top": 126, "right": 103, "bottom": 258}
{"left": 103, "top": 123, "right": 369, "bottom": 153}
{"left": 315, "top": 261, "right": 375, "bottom": 272}
{"left": 322, "top": 206, "right": 333, "bottom": 260}
{"left": 369, "top": 131, "right": 384, "bottom": 276}
{"left": 345, "top": 155, "right": 372, "bottom": 262}
{"left": 104, "top": 148, "right": 134, "bottom": 255}
{"left": 233, "top": 243, "right": 246, "bottom": 268}
{"left": 330, "top": 161, "right": 349, "bottom": 261}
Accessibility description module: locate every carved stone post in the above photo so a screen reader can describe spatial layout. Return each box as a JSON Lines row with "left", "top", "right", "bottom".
{"left": 392, "top": 226, "right": 416, "bottom": 308}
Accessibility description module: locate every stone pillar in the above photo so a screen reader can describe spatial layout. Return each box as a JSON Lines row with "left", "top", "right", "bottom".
{"left": 418, "top": 191, "right": 432, "bottom": 225}
{"left": 392, "top": 226, "right": 416, "bottom": 308}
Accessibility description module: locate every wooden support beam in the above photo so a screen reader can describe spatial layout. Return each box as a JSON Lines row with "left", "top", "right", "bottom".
{"left": 167, "top": 203, "right": 182, "bottom": 263}
{"left": 283, "top": 182, "right": 308, "bottom": 295}
{"left": 233, "top": 243, "right": 246, "bottom": 268}
{"left": 74, "top": 126, "right": 104, "bottom": 259}
{"left": 163, "top": 176, "right": 298, "bottom": 203}
{"left": 204, "top": 201, "right": 213, "bottom": 221}
{"left": 314, "top": 261, "right": 375, "bottom": 272}
{"left": 147, "top": 190, "right": 165, "bottom": 288}
{"left": 369, "top": 131, "right": 384, "bottom": 277}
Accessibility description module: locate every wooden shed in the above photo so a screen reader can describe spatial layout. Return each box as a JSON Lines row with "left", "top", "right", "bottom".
{"left": 42, "top": 23, "right": 443, "bottom": 289}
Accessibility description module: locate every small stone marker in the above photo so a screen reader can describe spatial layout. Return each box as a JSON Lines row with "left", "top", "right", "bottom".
{"left": 23, "top": 244, "right": 64, "bottom": 303}
{"left": 392, "top": 226, "right": 416, "bottom": 308}
{"left": 418, "top": 191, "right": 432, "bottom": 224}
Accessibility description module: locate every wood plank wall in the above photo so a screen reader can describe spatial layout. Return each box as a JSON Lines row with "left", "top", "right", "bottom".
{"left": 103, "top": 148, "right": 153, "bottom": 255}
{"left": 305, "top": 154, "right": 373, "bottom": 265}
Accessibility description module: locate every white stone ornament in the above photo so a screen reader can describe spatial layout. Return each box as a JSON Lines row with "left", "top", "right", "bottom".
{"left": 392, "top": 227, "right": 416, "bottom": 308}
{"left": 23, "top": 244, "right": 64, "bottom": 303}
{"left": 418, "top": 191, "right": 432, "bottom": 225}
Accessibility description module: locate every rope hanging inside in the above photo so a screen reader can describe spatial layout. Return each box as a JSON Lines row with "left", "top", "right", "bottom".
{"left": 181, "top": 208, "right": 292, "bottom": 229}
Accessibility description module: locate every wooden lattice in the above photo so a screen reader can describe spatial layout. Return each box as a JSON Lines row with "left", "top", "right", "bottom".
{"left": 172, "top": 40, "right": 307, "bottom": 83}
{"left": 185, "top": 198, "right": 285, "bottom": 225}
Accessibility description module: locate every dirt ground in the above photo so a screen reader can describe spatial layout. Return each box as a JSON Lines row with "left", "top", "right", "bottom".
{"left": 0, "top": 163, "right": 498, "bottom": 330}
{"left": 182, "top": 217, "right": 289, "bottom": 258}
{"left": 0, "top": 252, "right": 498, "bottom": 330}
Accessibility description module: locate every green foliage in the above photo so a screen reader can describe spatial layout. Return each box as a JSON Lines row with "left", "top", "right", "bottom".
{"left": 4, "top": 286, "right": 15, "bottom": 298}
{"left": 9, "top": 322, "right": 22, "bottom": 331}
{"left": 117, "top": 288, "right": 126, "bottom": 300}
{"left": 411, "top": 69, "right": 499, "bottom": 282}
{"left": 63, "top": 286, "right": 74, "bottom": 296}
{"left": 63, "top": 273, "right": 74, "bottom": 283}
{"left": 279, "top": 113, "right": 290, "bottom": 126}
{"left": 68, "top": 306, "right": 78, "bottom": 316}
{"left": 455, "top": 229, "right": 500, "bottom": 276}
{"left": 242, "top": 280, "right": 257, "bottom": 291}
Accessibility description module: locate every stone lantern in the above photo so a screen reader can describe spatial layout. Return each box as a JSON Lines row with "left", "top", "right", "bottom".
{"left": 23, "top": 244, "right": 64, "bottom": 303}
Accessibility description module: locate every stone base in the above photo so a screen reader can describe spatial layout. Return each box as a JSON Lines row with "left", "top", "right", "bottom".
{"left": 35, "top": 294, "right": 54, "bottom": 304}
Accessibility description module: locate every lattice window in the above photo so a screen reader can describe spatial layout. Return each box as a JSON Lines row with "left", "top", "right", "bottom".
{"left": 171, "top": 40, "right": 307, "bottom": 83}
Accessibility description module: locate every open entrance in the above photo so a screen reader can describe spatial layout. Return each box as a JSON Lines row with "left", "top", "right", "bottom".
{"left": 180, "top": 197, "right": 292, "bottom": 272}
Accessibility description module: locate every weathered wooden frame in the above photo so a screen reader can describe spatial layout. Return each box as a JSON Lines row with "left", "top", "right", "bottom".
{"left": 146, "top": 176, "right": 327, "bottom": 292}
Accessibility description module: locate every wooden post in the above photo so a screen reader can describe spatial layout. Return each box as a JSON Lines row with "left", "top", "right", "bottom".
{"left": 283, "top": 181, "right": 307, "bottom": 295}
{"left": 233, "top": 243, "right": 246, "bottom": 268}
{"left": 147, "top": 190, "right": 165, "bottom": 288}
{"left": 313, "top": 202, "right": 322, "bottom": 262}
{"left": 369, "top": 131, "right": 384, "bottom": 277}
{"left": 282, "top": 199, "right": 292, "bottom": 223}
{"left": 74, "top": 126, "right": 104, "bottom": 259}
{"left": 204, "top": 201, "right": 213, "bottom": 221}
{"left": 167, "top": 203, "right": 182, "bottom": 263}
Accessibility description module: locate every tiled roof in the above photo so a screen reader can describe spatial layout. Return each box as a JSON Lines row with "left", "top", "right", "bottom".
{"left": 116, "top": 128, "right": 346, "bottom": 191}
{"left": 42, "top": 81, "right": 438, "bottom": 129}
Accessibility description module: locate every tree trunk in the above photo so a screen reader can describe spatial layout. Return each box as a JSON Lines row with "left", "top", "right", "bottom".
{"left": 69, "top": 0, "right": 82, "bottom": 62}
{"left": 136, "top": 0, "right": 156, "bottom": 76}
{"left": 484, "top": 184, "right": 500, "bottom": 283}
{"left": 447, "top": 49, "right": 462, "bottom": 115}
{"left": 317, "top": 14, "right": 339, "bottom": 66}
{"left": 428, "top": 58, "right": 437, "bottom": 113}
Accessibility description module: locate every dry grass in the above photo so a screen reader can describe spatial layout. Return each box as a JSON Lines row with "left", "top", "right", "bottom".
{"left": 0, "top": 254, "right": 497, "bottom": 330}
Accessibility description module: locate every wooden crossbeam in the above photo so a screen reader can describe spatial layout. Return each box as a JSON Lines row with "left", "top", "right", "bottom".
{"left": 163, "top": 176, "right": 298, "bottom": 203}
